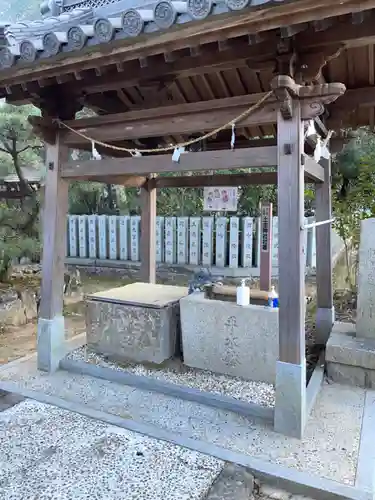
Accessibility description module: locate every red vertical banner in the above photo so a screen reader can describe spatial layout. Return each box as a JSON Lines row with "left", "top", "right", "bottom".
{"left": 259, "top": 202, "right": 273, "bottom": 292}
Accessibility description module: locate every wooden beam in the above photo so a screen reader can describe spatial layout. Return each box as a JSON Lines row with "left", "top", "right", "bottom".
{"left": 277, "top": 102, "right": 305, "bottom": 366}
{"left": 152, "top": 172, "right": 278, "bottom": 188}
{"left": 61, "top": 147, "right": 278, "bottom": 179}
{"left": 88, "top": 175, "right": 146, "bottom": 187}
{"left": 35, "top": 83, "right": 344, "bottom": 147}
{"left": 38, "top": 131, "right": 69, "bottom": 372}
{"left": 303, "top": 157, "right": 324, "bottom": 183}
{"left": 140, "top": 178, "right": 156, "bottom": 283}
{"left": 274, "top": 98, "right": 306, "bottom": 438}
{"left": 315, "top": 154, "right": 334, "bottom": 343}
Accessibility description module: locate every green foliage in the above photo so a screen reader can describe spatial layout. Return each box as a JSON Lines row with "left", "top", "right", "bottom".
{"left": 0, "top": 104, "right": 43, "bottom": 280}
{"left": 332, "top": 129, "right": 375, "bottom": 287}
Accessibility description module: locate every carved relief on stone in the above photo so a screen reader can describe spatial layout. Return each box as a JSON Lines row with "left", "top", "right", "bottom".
{"left": 122, "top": 9, "right": 144, "bottom": 37}
{"left": 187, "top": 0, "right": 213, "bottom": 20}
{"left": 87, "top": 300, "right": 163, "bottom": 354}
{"left": 222, "top": 315, "right": 241, "bottom": 367}
{"left": 154, "top": 0, "right": 178, "bottom": 29}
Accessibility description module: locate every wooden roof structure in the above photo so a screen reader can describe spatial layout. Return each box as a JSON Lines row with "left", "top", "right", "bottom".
{"left": 8, "top": 0, "right": 374, "bottom": 441}
{"left": 0, "top": 0, "right": 374, "bottom": 150}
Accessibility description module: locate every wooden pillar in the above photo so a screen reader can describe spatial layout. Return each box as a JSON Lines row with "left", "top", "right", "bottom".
{"left": 315, "top": 152, "right": 334, "bottom": 343}
{"left": 259, "top": 202, "right": 273, "bottom": 292}
{"left": 140, "top": 177, "right": 156, "bottom": 283}
{"left": 37, "top": 130, "right": 69, "bottom": 372}
{"left": 274, "top": 100, "right": 306, "bottom": 438}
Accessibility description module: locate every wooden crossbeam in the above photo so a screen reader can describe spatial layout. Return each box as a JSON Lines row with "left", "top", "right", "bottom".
{"left": 303, "top": 157, "right": 325, "bottom": 182}
{"left": 32, "top": 83, "right": 345, "bottom": 146}
{"left": 150, "top": 169, "right": 323, "bottom": 188}
{"left": 151, "top": 172, "right": 278, "bottom": 188}
{"left": 61, "top": 147, "right": 278, "bottom": 179}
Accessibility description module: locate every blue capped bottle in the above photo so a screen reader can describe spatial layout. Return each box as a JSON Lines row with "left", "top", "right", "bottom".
{"left": 268, "top": 286, "right": 279, "bottom": 308}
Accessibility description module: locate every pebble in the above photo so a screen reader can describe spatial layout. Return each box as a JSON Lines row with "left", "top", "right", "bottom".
{"left": 259, "top": 485, "right": 292, "bottom": 500}
{"left": 67, "top": 346, "right": 275, "bottom": 407}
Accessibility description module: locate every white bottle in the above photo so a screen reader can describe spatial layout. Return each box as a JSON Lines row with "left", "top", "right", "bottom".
{"left": 268, "top": 286, "right": 279, "bottom": 308}
{"left": 236, "top": 279, "right": 250, "bottom": 306}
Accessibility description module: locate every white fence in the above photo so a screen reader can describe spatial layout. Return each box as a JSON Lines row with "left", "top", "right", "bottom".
{"left": 67, "top": 215, "right": 317, "bottom": 269}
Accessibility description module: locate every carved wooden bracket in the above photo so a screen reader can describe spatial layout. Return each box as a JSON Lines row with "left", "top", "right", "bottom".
{"left": 271, "top": 75, "right": 346, "bottom": 120}
{"left": 295, "top": 45, "right": 344, "bottom": 84}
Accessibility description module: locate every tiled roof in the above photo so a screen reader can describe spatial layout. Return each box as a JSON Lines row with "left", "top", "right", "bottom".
{"left": 0, "top": 0, "right": 287, "bottom": 69}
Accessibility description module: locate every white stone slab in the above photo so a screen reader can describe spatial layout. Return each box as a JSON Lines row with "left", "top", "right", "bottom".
{"left": 156, "top": 216, "right": 164, "bottom": 263}
{"left": 177, "top": 217, "right": 189, "bottom": 265}
{"left": 78, "top": 215, "right": 88, "bottom": 258}
{"left": 165, "top": 217, "right": 177, "bottom": 264}
{"left": 68, "top": 215, "right": 78, "bottom": 258}
{"left": 229, "top": 217, "right": 239, "bottom": 268}
{"left": 130, "top": 216, "right": 140, "bottom": 262}
{"left": 189, "top": 217, "right": 201, "bottom": 266}
{"left": 357, "top": 218, "right": 375, "bottom": 339}
{"left": 97, "top": 215, "right": 108, "bottom": 260}
{"left": 87, "top": 215, "right": 98, "bottom": 259}
{"left": 242, "top": 217, "right": 253, "bottom": 268}
{"left": 108, "top": 216, "right": 118, "bottom": 260}
{"left": 202, "top": 217, "right": 214, "bottom": 266}
{"left": 119, "top": 216, "right": 130, "bottom": 261}
{"left": 215, "top": 217, "right": 227, "bottom": 268}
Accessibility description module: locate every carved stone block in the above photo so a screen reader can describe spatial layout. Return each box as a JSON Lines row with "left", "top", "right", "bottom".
{"left": 86, "top": 283, "right": 188, "bottom": 365}
{"left": 180, "top": 293, "right": 278, "bottom": 383}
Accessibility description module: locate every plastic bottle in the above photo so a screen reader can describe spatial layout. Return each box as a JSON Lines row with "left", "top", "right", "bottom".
{"left": 236, "top": 279, "right": 250, "bottom": 306}
{"left": 268, "top": 286, "right": 279, "bottom": 308}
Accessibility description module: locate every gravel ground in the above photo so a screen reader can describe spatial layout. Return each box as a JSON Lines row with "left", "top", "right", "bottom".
{"left": 67, "top": 346, "right": 275, "bottom": 407}
{"left": 0, "top": 399, "right": 224, "bottom": 500}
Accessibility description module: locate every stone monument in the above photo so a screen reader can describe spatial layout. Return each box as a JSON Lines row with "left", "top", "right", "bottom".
{"left": 326, "top": 218, "right": 375, "bottom": 388}
{"left": 356, "top": 218, "right": 375, "bottom": 339}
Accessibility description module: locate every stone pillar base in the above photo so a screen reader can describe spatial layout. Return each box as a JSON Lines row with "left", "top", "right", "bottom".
{"left": 274, "top": 360, "right": 306, "bottom": 439}
{"left": 37, "top": 316, "right": 65, "bottom": 373}
{"left": 315, "top": 307, "right": 335, "bottom": 344}
{"left": 326, "top": 322, "right": 375, "bottom": 388}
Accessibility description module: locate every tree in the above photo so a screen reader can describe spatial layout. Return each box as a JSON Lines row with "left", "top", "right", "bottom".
{"left": 0, "top": 104, "right": 43, "bottom": 280}
{"left": 332, "top": 128, "right": 375, "bottom": 288}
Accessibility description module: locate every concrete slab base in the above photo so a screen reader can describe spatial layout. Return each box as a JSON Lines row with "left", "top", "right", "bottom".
{"left": 37, "top": 316, "right": 66, "bottom": 373}
{"left": 326, "top": 322, "right": 375, "bottom": 389}
{"left": 315, "top": 307, "right": 335, "bottom": 344}
{"left": 0, "top": 354, "right": 365, "bottom": 490}
{"left": 274, "top": 361, "right": 306, "bottom": 439}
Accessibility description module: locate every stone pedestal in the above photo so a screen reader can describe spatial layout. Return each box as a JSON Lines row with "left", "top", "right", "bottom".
{"left": 326, "top": 322, "right": 375, "bottom": 388}
{"left": 37, "top": 316, "right": 66, "bottom": 372}
{"left": 180, "top": 293, "right": 278, "bottom": 384}
{"left": 86, "top": 283, "right": 188, "bottom": 365}
{"left": 274, "top": 360, "right": 306, "bottom": 438}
